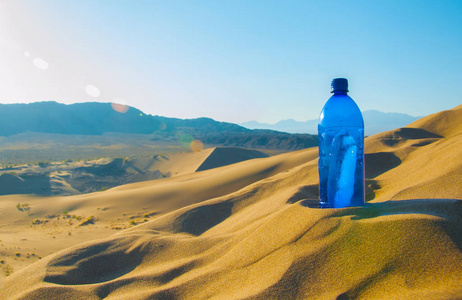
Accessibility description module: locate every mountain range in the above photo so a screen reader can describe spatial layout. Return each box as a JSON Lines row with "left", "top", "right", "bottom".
{"left": 241, "top": 110, "right": 420, "bottom": 136}
{"left": 0, "top": 101, "right": 317, "bottom": 151}
{"left": 0, "top": 101, "right": 244, "bottom": 136}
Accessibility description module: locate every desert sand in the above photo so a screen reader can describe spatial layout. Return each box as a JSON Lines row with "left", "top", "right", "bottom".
{"left": 0, "top": 147, "right": 269, "bottom": 196}
{"left": 1, "top": 105, "right": 462, "bottom": 299}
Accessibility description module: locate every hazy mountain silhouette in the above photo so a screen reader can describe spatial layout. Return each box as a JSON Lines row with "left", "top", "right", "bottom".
{"left": 0, "top": 101, "right": 245, "bottom": 136}
{"left": 0, "top": 102, "right": 317, "bottom": 151}
{"left": 241, "top": 110, "right": 420, "bottom": 136}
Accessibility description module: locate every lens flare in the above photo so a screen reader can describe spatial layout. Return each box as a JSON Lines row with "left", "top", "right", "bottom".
{"left": 85, "top": 85, "right": 100, "bottom": 98}
{"left": 190, "top": 139, "right": 204, "bottom": 152}
{"left": 33, "top": 57, "right": 49, "bottom": 70}
{"left": 159, "top": 121, "right": 167, "bottom": 130}
{"left": 178, "top": 133, "right": 194, "bottom": 148}
{"left": 111, "top": 102, "right": 129, "bottom": 113}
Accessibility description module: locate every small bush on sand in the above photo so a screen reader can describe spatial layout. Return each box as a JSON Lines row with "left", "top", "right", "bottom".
{"left": 31, "top": 219, "right": 42, "bottom": 225}
{"left": 17, "top": 203, "right": 31, "bottom": 215}
{"left": 78, "top": 215, "right": 95, "bottom": 226}
{"left": 4, "top": 264, "right": 13, "bottom": 276}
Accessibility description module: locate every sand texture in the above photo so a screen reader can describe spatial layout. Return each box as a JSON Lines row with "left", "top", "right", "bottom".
{"left": 0, "top": 147, "right": 269, "bottom": 196}
{"left": 1, "top": 105, "right": 462, "bottom": 299}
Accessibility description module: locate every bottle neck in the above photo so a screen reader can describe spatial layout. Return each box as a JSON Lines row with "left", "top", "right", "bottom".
{"left": 332, "top": 90, "right": 348, "bottom": 95}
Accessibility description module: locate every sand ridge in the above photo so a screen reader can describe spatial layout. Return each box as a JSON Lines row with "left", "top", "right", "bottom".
{"left": 1, "top": 105, "right": 462, "bottom": 299}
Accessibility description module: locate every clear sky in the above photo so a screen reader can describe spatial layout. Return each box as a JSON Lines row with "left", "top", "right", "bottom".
{"left": 1, "top": 0, "right": 461, "bottom": 124}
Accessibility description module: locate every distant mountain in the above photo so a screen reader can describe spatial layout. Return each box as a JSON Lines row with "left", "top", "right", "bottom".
{"left": 362, "top": 110, "right": 421, "bottom": 136}
{"left": 241, "top": 110, "right": 420, "bottom": 136}
{"left": 241, "top": 119, "right": 316, "bottom": 135}
{"left": 0, "top": 102, "right": 317, "bottom": 151}
{"left": 0, "top": 101, "right": 246, "bottom": 136}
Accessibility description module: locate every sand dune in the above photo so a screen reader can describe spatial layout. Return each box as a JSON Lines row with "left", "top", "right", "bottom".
{"left": 0, "top": 147, "right": 268, "bottom": 196}
{"left": 406, "top": 103, "right": 462, "bottom": 138}
{"left": 364, "top": 104, "right": 462, "bottom": 201}
{"left": 1, "top": 105, "right": 462, "bottom": 299}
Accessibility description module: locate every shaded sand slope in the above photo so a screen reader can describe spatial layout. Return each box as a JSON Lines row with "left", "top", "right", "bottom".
{"left": 2, "top": 105, "right": 462, "bottom": 299}
{"left": 196, "top": 147, "right": 268, "bottom": 171}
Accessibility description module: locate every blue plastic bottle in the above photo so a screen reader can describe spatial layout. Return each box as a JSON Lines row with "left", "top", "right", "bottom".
{"left": 318, "top": 78, "right": 365, "bottom": 208}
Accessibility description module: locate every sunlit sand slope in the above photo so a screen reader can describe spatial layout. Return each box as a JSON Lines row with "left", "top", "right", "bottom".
{"left": 365, "top": 104, "right": 462, "bottom": 201}
{"left": 2, "top": 105, "right": 462, "bottom": 299}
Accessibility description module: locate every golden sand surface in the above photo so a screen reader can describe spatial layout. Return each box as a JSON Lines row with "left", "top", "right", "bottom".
{"left": 1, "top": 105, "right": 462, "bottom": 299}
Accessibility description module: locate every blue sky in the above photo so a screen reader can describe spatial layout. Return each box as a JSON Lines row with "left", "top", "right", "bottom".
{"left": 1, "top": 0, "right": 461, "bottom": 124}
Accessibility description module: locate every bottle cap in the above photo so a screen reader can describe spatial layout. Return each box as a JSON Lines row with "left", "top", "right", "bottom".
{"left": 331, "top": 78, "right": 349, "bottom": 93}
